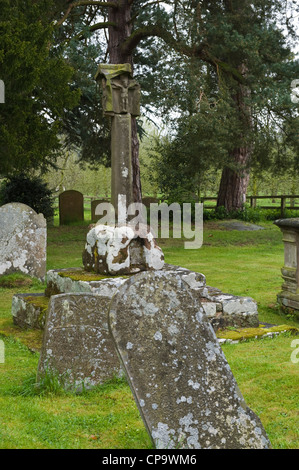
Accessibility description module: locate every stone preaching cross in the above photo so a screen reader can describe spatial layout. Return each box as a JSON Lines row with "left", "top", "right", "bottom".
{"left": 95, "top": 63, "right": 141, "bottom": 219}
{"left": 83, "top": 64, "right": 164, "bottom": 275}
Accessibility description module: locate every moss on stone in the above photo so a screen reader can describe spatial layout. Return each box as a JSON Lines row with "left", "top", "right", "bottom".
{"left": 24, "top": 295, "right": 49, "bottom": 310}
{"left": 216, "top": 325, "right": 298, "bottom": 342}
{"left": 57, "top": 268, "right": 129, "bottom": 282}
{"left": 24, "top": 295, "right": 50, "bottom": 315}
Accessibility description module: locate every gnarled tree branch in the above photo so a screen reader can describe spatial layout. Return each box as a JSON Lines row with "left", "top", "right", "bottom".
{"left": 121, "top": 24, "right": 245, "bottom": 84}
{"left": 56, "top": 0, "right": 118, "bottom": 26}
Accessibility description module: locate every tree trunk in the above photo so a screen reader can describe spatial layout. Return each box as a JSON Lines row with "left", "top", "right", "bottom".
{"left": 217, "top": 148, "right": 250, "bottom": 211}
{"left": 217, "top": 68, "right": 252, "bottom": 212}
{"left": 108, "top": 0, "right": 142, "bottom": 203}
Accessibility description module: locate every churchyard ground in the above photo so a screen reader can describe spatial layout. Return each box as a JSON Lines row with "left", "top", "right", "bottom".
{"left": 0, "top": 219, "right": 298, "bottom": 449}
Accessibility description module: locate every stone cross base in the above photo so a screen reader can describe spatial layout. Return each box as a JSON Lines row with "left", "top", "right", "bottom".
{"left": 82, "top": 223, "right": 165, "bottom": 275}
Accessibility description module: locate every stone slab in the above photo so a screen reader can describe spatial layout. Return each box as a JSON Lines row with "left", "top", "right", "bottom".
{"left": 108, "top": 270, "right": 271, "bottom": 449}
{"left": 217, "top": 324, "right": 299, "bottom": 345}
{"left": 274, "top": 218, "right": 299, "bottom": 314}
{"left": 0, "top": 203, "right": 47, "bottom": 281}
{"left": 45, "top": 265, "right": 259, "bottom": 331}
{"left": 37, "top": 293, "right": 122, "bottom": 390}
{"left": 218, "top": 220, "right": 264, "bottom": 231}
{"left": 197, "top": 284, "right": 259, "bottom": 329}
{"left": 45, "top": 268, "right": 127, "bottom": 298}
{"left": 12, "top": 293, "right": 49, "bottom": 329}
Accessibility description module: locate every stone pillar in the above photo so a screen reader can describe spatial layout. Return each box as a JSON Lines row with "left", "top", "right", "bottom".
{"left": 111, "top": 114, "right": 133, "bottom": 214}
{"left": 95, "top": 63, "right": 140, "bottom": 219}
{"left": 274, "top": 218, "right": 299, "bottom": 315}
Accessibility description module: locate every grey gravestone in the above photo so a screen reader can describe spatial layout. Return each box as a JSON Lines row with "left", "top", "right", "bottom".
{"left": 0, "top": 203, "right": 46, "bottom": 281}
{"left": 37, "top": 293, "right": 122, "bottom": 390}
{"left": 109, "top": 271, "right": 271, "bottom": 449}
{"left": 59, "top": 190, "right": 84, "bottom": 225}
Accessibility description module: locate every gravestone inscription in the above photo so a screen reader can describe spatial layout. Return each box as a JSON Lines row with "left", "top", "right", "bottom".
{"left": 37, "top": 293, "right": 122, "bottom": 390}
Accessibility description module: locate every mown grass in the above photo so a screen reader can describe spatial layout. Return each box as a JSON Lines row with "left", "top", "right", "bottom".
{"left": 0, "top": 217, "right": 298, "bottom": 449}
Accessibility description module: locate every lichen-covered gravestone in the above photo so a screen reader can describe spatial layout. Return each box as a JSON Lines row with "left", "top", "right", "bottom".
{"left": 37, "top": 293, "right": 122, "bottom": 390}
{"left": 0, "top": 203, "right": 46, "bottom": 281}
{"left": 109, "top": 271, "right": 271, "bottom": 449}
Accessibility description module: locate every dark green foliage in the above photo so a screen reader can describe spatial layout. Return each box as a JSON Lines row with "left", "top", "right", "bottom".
{"left": 203, "top": 205, "right": 299, "bottom": 222}
{"left": 0, "top": 0, "right": 80, "bottom": 177}
{"left": 61, "top": 37, "right": 111, "bottom": 168}
{"left": 0, "top": 175, "right": 55, "bottom": 220}
{"left": 150, "top": 95, "right": 241, "bottom": 200}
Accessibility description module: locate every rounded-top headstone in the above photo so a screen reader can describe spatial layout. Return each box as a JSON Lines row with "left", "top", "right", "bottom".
{"left": 0, "top": 203, "right": 46, "bottom": 281}
{"left": 59, "top": 190, "right": 84, "bottom": 225}
{"left": 108, "top": 270, "right": 271, "bottom": 449}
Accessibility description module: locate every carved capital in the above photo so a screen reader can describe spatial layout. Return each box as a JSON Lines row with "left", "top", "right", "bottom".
{"left": 95, "top": 63, "right": 140, "bottom": 116}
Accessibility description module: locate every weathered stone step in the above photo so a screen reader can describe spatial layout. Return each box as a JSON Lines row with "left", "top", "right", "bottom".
{"left": 44, "top": 265, "right": 259, "bottom": 331}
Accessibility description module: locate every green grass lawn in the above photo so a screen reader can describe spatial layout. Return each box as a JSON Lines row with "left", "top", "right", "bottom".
{"left": 0, "top": 218, "right": 298, "bottom": 449}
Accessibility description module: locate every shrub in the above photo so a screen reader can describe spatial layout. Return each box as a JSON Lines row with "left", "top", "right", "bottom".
{"left": 0, "top": 174, "right": 54, "bottom": 220}
{"left": 203, "top": 205, "right": 299, "bottom": 223}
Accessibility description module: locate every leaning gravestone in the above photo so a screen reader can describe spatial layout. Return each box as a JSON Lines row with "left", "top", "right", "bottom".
{"left": 0, "top": 203, "right": 46, "bottom": 281}
{"left": 109, "top": 270, "right": 271, "bottom": 449}
{"left": 59, "top": 190, "right": 84, "bottom": 225}
{"left": 37, "top": 293, "right": 122, "bottom": 390}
